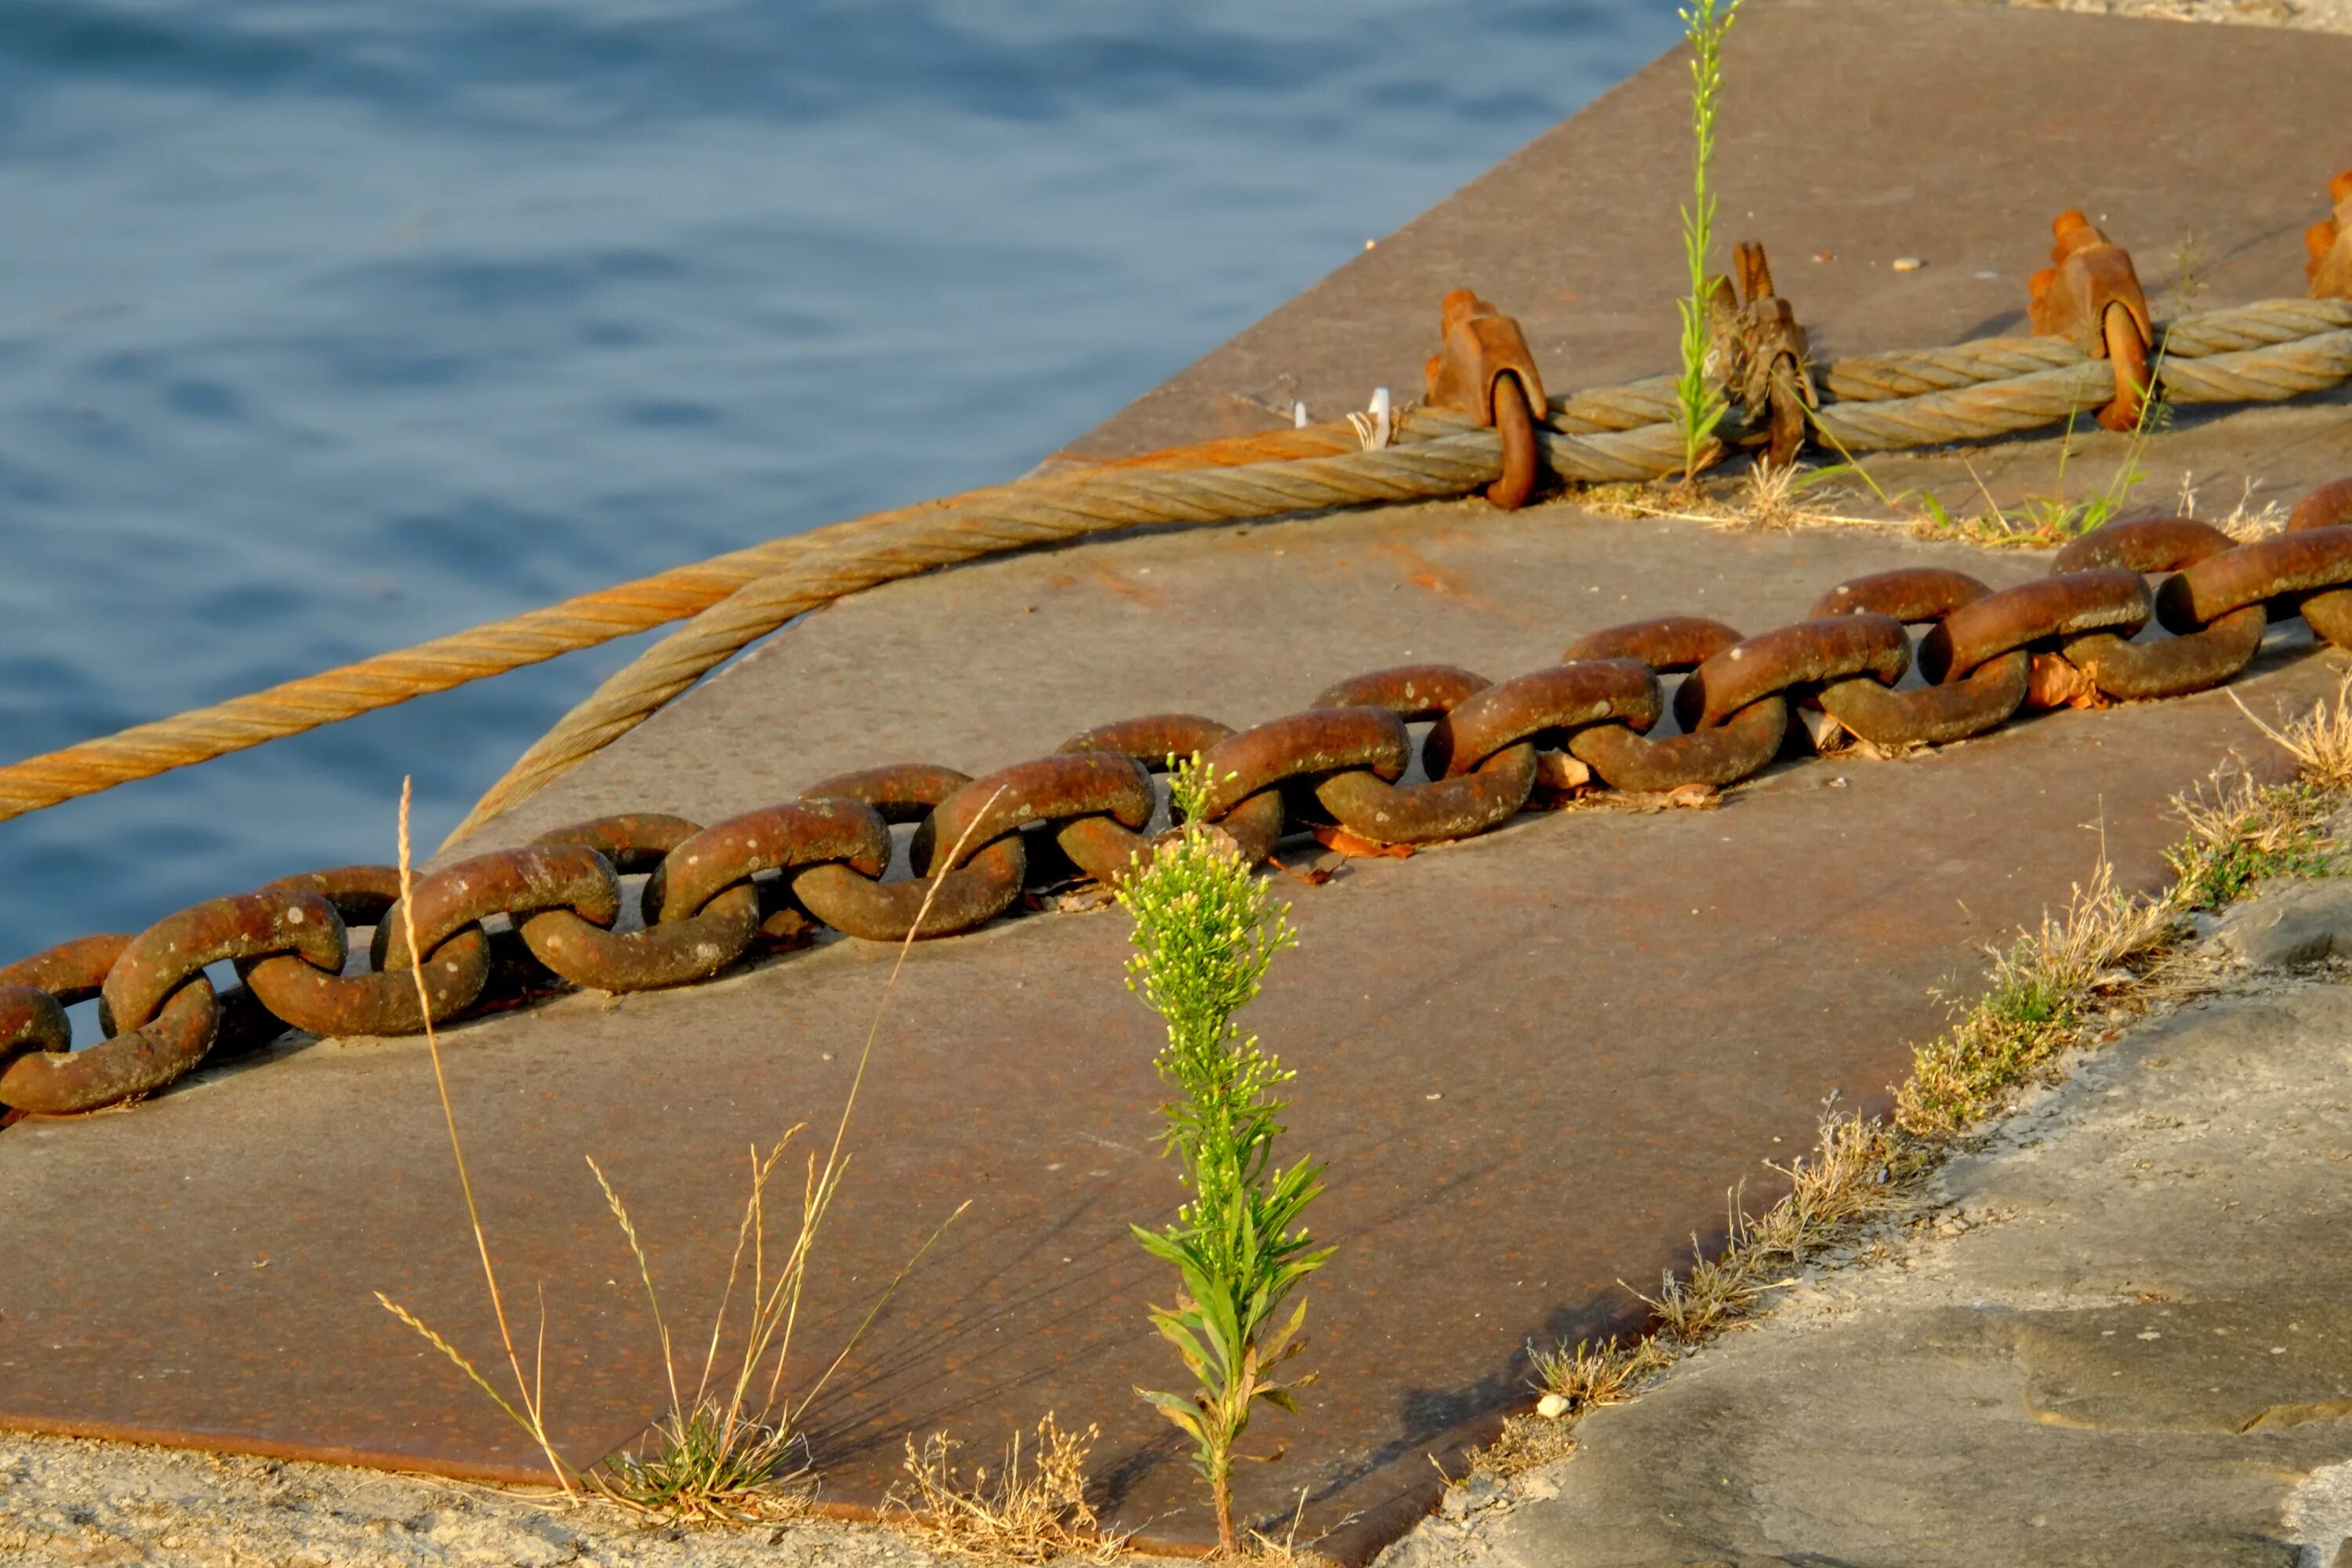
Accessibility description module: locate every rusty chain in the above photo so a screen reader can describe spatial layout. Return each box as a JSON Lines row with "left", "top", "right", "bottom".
{"left": 8, "top": 476, "right": 2352, "bottom": 1123}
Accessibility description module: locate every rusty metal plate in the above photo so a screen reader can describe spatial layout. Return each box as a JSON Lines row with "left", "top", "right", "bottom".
{"left": 5, "top": 2, "right": 2352, "bottom": 1563}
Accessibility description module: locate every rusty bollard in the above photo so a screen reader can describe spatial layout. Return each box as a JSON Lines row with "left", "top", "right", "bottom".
{"left": 1424, "top": 289, "right": 1545, "bottom": 510}
{"left": 2028, "top": 210, "right": 2154, "bottom": 433}
{"left": 2307, "top": 171, "right": 2352, "bottom": 300}
{"left": 1710, "top": 241, "right": 1817, "bottom": 467}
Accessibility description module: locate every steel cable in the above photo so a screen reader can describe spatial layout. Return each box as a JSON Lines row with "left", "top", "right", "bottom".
{"left": 3, "top": 299, "right": 2347, "bottom": 834}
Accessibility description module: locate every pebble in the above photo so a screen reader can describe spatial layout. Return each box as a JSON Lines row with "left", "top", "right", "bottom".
{"left": 1892, "top": 256, "right": 1926, "bottom": 272}
{"left": 1537, "top": 1392, "right": 1571, "bottom": 1419}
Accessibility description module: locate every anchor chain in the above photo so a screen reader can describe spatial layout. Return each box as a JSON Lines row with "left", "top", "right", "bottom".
{"left": 9, "top": 478, "right": 2352, "bottom": 1122}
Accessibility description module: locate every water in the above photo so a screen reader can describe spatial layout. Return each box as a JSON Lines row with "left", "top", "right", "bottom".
{"left": 0, "top": 0, "right": 1679, "bottom": 958}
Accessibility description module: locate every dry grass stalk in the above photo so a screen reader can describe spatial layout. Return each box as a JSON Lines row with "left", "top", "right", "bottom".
{"left": 1744, "top": 1109, "right": 1904, "bottom": 1264}
{"left": 1527, "top": 1335, "right": 1673, "bottom": 1416}
{"left": 894, "top": 1414, "right": 1123, "bottom": 1563}
{"left": 377, "top": 779, "right": 993, "bottom": 1525}
{"left": 1470, "top": 1411, "right": 1580, "bottom": 1477}
{"left": 1577, "top": 462, "right": 1895, "bottom": 534}
{"left": 1240, "top": 1489, "right": 1342, "bottom": 1568}
{"left": 2231, "top": 673, "right": 2352, "bottom": 789}
{"left": 2165, "top": 764, "right": 2335, "bottom": 913}
{"left": 376, "top": 779, "right": 576, "bottom": 1492}
{"left": 1896, "top": 857, "right": 2176, "bottom": 1138}
{"left": 2177, "top": 473, "right": 2288, "bottom": 542}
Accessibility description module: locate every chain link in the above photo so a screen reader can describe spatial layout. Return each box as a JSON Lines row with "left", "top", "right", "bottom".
{"left": 9, "top": 484, "right": 2352, "bottom": 1118}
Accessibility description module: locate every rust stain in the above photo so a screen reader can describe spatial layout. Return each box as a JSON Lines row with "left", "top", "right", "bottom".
{"left": 1369, "top": 543, "right": 1523, "bottom": 621}
{"left": 1087, "top": 566, "right": 1167, "bottom": 611}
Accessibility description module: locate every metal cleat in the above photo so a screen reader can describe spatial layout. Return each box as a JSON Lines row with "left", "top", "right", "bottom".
{"left": 1424, "top": 289, "right": 1546, "bottom": 510}
{"left": 2027, "top": 211, "right": 2154, "bottom": 433}
{"left": 2307, "top": 170, "right": 2352, "bottom": 299}
{"left": 1711, "top": 241, "right": 1817, "bottom": 467}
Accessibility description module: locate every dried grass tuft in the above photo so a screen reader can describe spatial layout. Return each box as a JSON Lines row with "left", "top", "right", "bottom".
{"left": 1469, "top": 1412, "right": 1579, "bottom": 1478}
{"left": 1743, "top": 1109, "right": 1905, "bottom": 1265}
{"left": 894, "top": 1414, "right": 1122, "bottom": 1564}
{"left": 2233, "top": 674, "right": 2352, "bottom": 792}
{"left": 1896, "top": 858, "right": 2176, "bottom": 1138}
{"left": 1526, "top": 1335, "right": 1672, "bottom": 1416}
{"left": 2177, "top": 473, "right": 2288, "bottom": 542}
{"left": 1575, "top": 463, "right": 1893, "bottom": 534}
{"left": 2165, "top": 764, "right": 2336, "bottom": 913}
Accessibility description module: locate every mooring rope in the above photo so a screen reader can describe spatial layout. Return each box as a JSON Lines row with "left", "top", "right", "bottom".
{"left": 2, "top": 297, "right": 2347, "bottom": 837}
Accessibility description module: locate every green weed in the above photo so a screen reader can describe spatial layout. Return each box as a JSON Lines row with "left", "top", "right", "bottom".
{"left": 1671, "top": 0, "right": 1741, "bottom": 485}
{"left": 1120, "top": 755, "right": 1332, "bottom": 1553}
{"left": 2165, "top": 772, "right": 2336, "bottom": 913}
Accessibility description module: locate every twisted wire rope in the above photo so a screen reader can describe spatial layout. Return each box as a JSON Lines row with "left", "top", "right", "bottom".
{"left": 2, "top": 296, "right": 2347, "bottom": 837}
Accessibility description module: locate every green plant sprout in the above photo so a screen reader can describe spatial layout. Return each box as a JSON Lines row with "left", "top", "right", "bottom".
{"left": 1672, "top": 0, "right": 1742, "bottom": 486}
{"left": 1118, "top": 754, "right": 1331, "bottom": 1554}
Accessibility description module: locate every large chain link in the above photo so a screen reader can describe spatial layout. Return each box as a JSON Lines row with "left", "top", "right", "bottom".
{"left": 8, "top": 481, "right": 2352, "bottom": 1122}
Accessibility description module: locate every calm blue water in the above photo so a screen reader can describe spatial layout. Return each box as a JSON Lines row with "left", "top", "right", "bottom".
{"left": 0, "top": 0, "right": 1678, "bottom": 959}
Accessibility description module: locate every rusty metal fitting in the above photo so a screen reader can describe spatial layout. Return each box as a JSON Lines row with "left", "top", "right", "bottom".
{"left": 1808, "top": 567, "right": 1991, "bottom": 625}
{"left": 1555, "top": 615, "right": 1790, "bottom": 790}
{"left": 2062, "top": 609, "right": 2264, "bottom": 702}
{"left": 1722, "top": 241, "right": 1817, "bottom": 467}
{"left": 2026, "top": 211, "right": 2154, "bottom": 433}
{"left": 0, "top": 934, "right": 219, "bottom": 1115}
{"left": 33, "top": 474, "right": 2352, "bottom": 1125}
{"left": 531, "top": 815, "right": 702, "bottom": 873}
{"left": 794, "top": 767, "right": 1025, "bottom": 940}
{"left": 104, "top": 887, "right": 344, "bottom": 1036}
{"left": 376, "top": 845, "right": 624, "bottom": 971}
{"left": 1920, "top": 568, "right": 2152, "bottom": 682}
{"left": 1675, "top": 615, "right": 1911, "bottom": 731}
{"left": 1197, "top": 707, "right": 1413, "bottom": 821}
{"left": 1425, "top": 659, "right": 1661, "bottom": 778}
{"left": 2050, "top": 517, "right": 2237, "bottom": 576}
{"left": 240, "top": 866, "right": 489, "bottom": 1038}
{"left": 1061, "top": 715, "right": 1232, "bottom": 769}
{"left": 1057, "top": 717, "right": 1287, "bottom": 878}
{"left": 796, "top": 764, "right": 979, "bottom": 824}
{"left": 518, "top": 818, "right": 760, "bottom": 994}
{"left": 911, "top": 753, "right": 1153, "bottom": 877}
{"left": 2157, "top": 524, "right": 2352, "bottom": 637}
{"left": 2307, "top": 171, "right": 2352, "bottom": 299}
{"left": 1807, "top": 569, "right": 2027, "bottom": 747}
{"left": 252, "top": 865, "right": 403, "bottom": 927}
{"left": 1824, "top": 654, "right": 2031, "bottom": 749}
{"left": 1424, "top": 289, "right": 1546, "bottom": 510}
{"left": 2288, "top": 477, "right": 2352, "bottom": 535}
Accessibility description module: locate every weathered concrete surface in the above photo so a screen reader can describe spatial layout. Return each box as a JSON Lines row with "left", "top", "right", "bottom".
{"left": 1376, "top": 887, "right": 2352, "bottom": 1568}
{"left": 1998, "top": 0, "right": 2352, "bottom": 31}
{"left": 0, "top": 1434, "right": 1007, "bottom": 1568}
{"left": 2, "top": 1, "right": 2352, "bottom": 1562}
{"left": 2217, "top": 878, "right": 2352, "bottom": 967}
